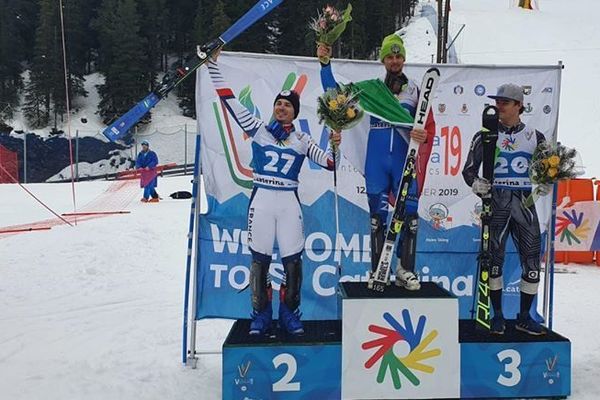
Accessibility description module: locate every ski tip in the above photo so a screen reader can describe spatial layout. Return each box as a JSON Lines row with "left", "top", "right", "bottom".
{"left": 426, "top": 67, "right": 441, "bottom": 76}
{"left": 483, "top": 105, "right": 499, "bottom": 117}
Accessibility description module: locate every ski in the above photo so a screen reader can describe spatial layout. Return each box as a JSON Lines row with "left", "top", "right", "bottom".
{"left": 102, "top": 0, "right": 284, "bottom": 142}
{"left": 368, "top": 67, "right": 440, "bottom": 292}
{"left": 474, "top": 105, "right": 499, "bottom": 330}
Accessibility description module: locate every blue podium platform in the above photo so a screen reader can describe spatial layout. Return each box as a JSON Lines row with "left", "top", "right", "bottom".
{"left": 221, "top": 283, "right": 571, "bottom": 400}
{"left": 459, "top": 319, "right": 571, "bottom": 399}
{"left": 222, "top": 319, "right": 341, "bottom": 399}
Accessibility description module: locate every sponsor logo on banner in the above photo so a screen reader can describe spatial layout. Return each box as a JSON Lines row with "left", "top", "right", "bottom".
{"left": 453, "top": 85, "right": 464, "bottom": 95}
{"left": 438, "top": 103, "right": 446, "bottom": 114}
{"left": 542, "top": 87, "right": 553, "bottom": 93}
{"left": 523, "top": 85, "right": 532, "bottom": 95}
{"left": 543, "top": 105, "right": 552, "bottom": 114}
{"left": 474, "top": 84, "right": 486, "bottom": 96}
{"left": 361, "top": 309, "right": 441, "bottom": 389}
{"left": 524, "top": 103, "right": 533, "bottom": 114}
{"left": 461, "top": 103, "right": 469, "bottom": 114}
{"left": 428, "top": 203, "right": 451, "bottom": 230}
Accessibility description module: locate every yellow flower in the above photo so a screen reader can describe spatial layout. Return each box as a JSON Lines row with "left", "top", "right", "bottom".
{"left": 548, "top": 155, "right": 560, "bottom": 167}
{"left": 328, "top": 99, "right": 339, "bottom": 110}
{"left": 336, "top": 94, "right": 347, "bottom": 104}
{"left": 541, "top": 159, "right": 549, "bottom": 169}
{"left": 548, "top": 167, "right": 558, "bottom": 178}
{"left": 346, "top": 107, "right": 356, "bottom": 119}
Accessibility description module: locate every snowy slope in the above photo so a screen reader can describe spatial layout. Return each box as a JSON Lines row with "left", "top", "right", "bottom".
{"left": 1, "top": 177, "right": 599, "bottom": 399}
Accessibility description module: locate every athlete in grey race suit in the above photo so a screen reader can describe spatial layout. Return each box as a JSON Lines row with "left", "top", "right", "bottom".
{"left": 463, "top": 83, "right": 548, "bottom": 335}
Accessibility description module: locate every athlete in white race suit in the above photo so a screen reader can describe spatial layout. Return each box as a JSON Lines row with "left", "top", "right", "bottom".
{"left": 207, "top": 56, "right": 341, "bottom": 336}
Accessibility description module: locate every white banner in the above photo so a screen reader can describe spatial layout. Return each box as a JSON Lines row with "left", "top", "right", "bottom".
{"left": 194, "top": 52, "right": 561, "bottom": 320}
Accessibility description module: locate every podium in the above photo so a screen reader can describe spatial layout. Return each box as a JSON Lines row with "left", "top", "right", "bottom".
{"left": 221, "top": 283, "right": 571, "bottom": 399}
{"left": 222, "top": 319, "right": 342, "bottom": 399}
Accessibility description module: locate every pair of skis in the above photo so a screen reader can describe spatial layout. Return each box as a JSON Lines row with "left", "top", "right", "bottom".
{"left": 474, "top": 105, "right": 499, "bottom": 330}
{"left": 103, "top": 0, "right": 284, "bottom": 142}
{"left": 367, "top": 67, "right": 440, "bottom": 292}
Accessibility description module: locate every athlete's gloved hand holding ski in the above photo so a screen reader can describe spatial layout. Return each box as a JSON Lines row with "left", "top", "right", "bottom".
{"left": 472, "top": 177, "right": 492, "bottom": 196}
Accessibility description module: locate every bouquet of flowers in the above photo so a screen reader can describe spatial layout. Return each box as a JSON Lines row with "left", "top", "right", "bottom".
{"left": 524, "top": 141, "right": 584, "bottom": 207}
{"left": 309, "top": 4, "right": 353, "bottom": 47}
{"left": 317, "top": 84, "right": 364, "bottom": 132}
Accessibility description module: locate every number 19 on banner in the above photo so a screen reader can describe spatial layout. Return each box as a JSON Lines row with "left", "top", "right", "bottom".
{"left": 440, "top": 126, "right": 462, "bottom": 177}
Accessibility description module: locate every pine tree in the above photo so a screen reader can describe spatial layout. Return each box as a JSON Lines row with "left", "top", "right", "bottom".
{"left": 22, "top": 0, "right": 88, "bottom": 129}
{"left": 0, "top": 0, "right": 25, "bottom": 121}
{"left": 95, "top": 0, "right": 149, "bottom": 125}
{"left": 138, "top": 0, "right": 170, "bottom": 83}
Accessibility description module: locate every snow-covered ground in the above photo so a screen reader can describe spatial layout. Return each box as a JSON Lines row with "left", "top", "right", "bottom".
{"left": 1, "top": 178, "right": 599, "bottom": 399}
{"left": 3, "top": 1, "right": 600, "bottom": 399}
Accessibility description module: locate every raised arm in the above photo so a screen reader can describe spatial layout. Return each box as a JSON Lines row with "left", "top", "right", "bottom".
{"left": 207, "top": 59, "right": 263, "bottom": 137}
{"left": 299, "top": 131, "right": 341, "bottom": 171}
{"left": 317, "top": 44, "right": 339, "bottom": 91}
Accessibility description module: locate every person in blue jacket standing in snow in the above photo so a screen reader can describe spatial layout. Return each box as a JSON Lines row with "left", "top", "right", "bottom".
{"left": 135, "top": 140, "right": 160, "bottom": 202}
{"left": 316, "top": 33, "right": 435, "bottom": 290}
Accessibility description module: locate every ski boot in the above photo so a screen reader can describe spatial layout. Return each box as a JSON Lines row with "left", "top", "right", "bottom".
{"left": 394, "top": 269, "right": 421, "bottom": 291}
{"left": 515, "top": 313, "right": 545, "bottom": 336}
{"left": 249, "top": 302, "right": 272, "bottom": 335}
{"left": 279, "top": 303, "right": 304, "bottom": 335}
{"left": 490, "top": 314, "right": 506, "bottom": 335}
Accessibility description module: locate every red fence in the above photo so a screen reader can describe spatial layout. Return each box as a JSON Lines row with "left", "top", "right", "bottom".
{"left": 0, "top": 145, "right": 18, "bottom": 183}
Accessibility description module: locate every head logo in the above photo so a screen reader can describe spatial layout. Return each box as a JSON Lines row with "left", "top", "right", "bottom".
{"left": 501, "top": 136, "right": 518, "bottom": 151}
{"left": 474, "top": 84, "right": 486, "bottom": 96}
{"left": 556, "top": 209, "right": 591, "bottom": 245}
{"left": 361, "top": 309, "right": 441, "bottom": 389}
{"left": 214, "top": 72, "right": 309, "bottom": 189}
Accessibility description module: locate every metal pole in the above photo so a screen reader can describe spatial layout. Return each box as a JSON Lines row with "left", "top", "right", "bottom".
{"left": 542, "top": 60, "right": 563, "bottom": 328}
{"left": 442, "top": 0, "right": 451, "bottom": 63}
{"left": 187, "top": 133, "right": 203, "bottom": 368}
{"left": 23, "top": 132, "right": 27, "bottom": 184}
{"left": 75, "top": 130, "right": 79, "bottom": 181}
{"left": 436, "top": 0, "right": 444, "bottom": 63}
{"left": 184, "top": 124, "right": 188, "bottom": 175}
{"left": 446, "top": 24, "right": 465, "bottom": 54}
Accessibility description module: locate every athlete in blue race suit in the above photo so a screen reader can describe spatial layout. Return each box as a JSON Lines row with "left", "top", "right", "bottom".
{"left": 317, "top": 33, "right": 435, "bottom": 290}
{"left": 207, "top": 53, "right": 341, "bottom": 336}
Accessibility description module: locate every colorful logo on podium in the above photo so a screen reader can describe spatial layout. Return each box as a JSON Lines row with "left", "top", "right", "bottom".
{"left": 361, "top": 309, "right": 441, "bottom": 389}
